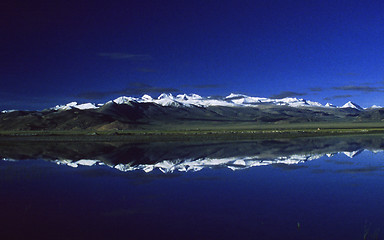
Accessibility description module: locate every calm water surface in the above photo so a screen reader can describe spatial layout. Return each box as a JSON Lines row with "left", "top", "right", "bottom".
{"left": 1, "top": 135, "right": 384, "bottom": 240}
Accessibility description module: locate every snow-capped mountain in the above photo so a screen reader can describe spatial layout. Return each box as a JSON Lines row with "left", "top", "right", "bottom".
{"left": 1, "top": 110, "right": 17, "bottom": 113}
{"left": 53, "top": 93, "right": 327, "bottom": 111}
{"left": 325, "top": 103, "right": 336, "bottom": 108}
{"left": 52, "top": 102, "right": 98, "bottom": 110}
{"left": 50, "top": 93, "right": 379, "bottom": 112}
{"left": 340, "top": 101, "right": 363, "bottom": 111}
{"left": 1, "top": 93, "right": 383, "bottom": 131}
{"left": 369, "top": 105, "right": 383, "bottom": 109}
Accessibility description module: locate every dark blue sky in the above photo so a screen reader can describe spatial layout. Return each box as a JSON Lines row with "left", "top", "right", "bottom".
{"left": 2, "top": 0, "right": 384, "bottom": 110}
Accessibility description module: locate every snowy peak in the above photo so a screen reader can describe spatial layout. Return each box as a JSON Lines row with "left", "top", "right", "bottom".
{"left": 158, "top": 93, "right": 174, "bottom": 100}
{"left": 176, "top": 93, "right": 203, "bottom": 101}
{"left": 369, "top": 105, "right": 383, "bottom": 109}
{"left": 155, "top": 93, "right": 184, "bottom": 107}
{"left": 225, "top": 93, "right": 249, "bottom": 99}
{"left": 224, "top": 93, "right": 323, "bottom": 107}
{"left": 51, "top": 93, "right": 326, "bottom": 110}
{"left": 47, "top": 93, "right": 376, "bottom": 112}
{"left": 53, "top": 102, "right": 98, "bottom": 111}
{"left": 112, "top": 96, "right": 136, "bottom": 104}
{"left": 141, "top": 94, "right": 153, "bottom": 101}
{"left": 341, "top": 101, "right": 363, "bottom": 110}
{"left": 1, "top": 110, "right": 17, "bottom": 113}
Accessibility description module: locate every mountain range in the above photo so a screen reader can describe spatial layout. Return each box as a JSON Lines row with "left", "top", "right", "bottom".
{"left": 1, "top": 93, "right": 384, "bottom": 131}
{"left": 1, "top": 135, "right": 383, "bottom": 173}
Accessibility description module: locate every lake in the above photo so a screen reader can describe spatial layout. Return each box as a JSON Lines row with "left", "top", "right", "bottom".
{"left": 1, "top": 135, "right": 384, "bottom": 239}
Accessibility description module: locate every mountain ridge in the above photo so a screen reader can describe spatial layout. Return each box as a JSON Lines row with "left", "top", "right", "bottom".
{"left": 1, "top": 93, "right": 384, "bottom": 131}
{"left": 50, "top": 93, "right": 366, "bottom": 111}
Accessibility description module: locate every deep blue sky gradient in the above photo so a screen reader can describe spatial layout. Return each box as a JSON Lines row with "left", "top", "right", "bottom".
{"left": 1, "top": 0, "right": 384, "bottom": 109}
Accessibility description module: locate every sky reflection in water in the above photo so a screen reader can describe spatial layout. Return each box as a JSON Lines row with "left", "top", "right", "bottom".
{"left": 1, "top": 135, "right": 384, "bottom": 240}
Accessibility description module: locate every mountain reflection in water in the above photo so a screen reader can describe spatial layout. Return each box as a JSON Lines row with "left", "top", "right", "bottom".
{"left": 2, "top": 135, "right": 384, "bottom": 240}
{"left": 1, "top": 135, "right": 384, "bottom": 173}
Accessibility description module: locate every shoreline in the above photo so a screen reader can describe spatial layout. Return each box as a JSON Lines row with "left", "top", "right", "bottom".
{"left": 1, "top": 128, "right": 384, "bottom": 142}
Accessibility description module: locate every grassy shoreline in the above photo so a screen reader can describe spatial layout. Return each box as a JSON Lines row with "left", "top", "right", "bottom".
{"left": 1, "top": 126, "right": 384, "bottom": 142}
